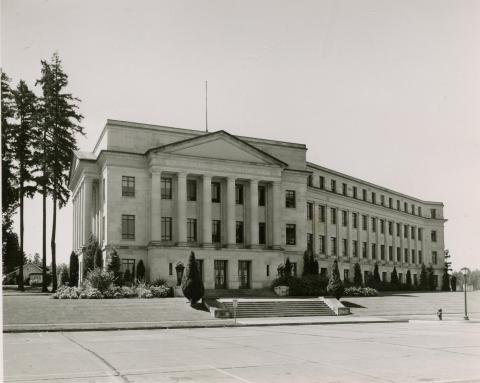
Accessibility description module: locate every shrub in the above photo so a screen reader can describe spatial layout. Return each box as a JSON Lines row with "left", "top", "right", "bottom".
{"left": 373, "top": 263, "right": 381, "bottom": 287}
{"left": 182, "top": 252, "right": 204, "bottom": 304}
{"left": 327, "top": 260, "right": 344, "bottom": 299}
{"left": 69, "top": 251, "right": 79, "bottom": 287}
{"left": 85, "top": 269, "right": 115, "bottom": 293}
{"left": 79, "top": 288, "right": 103, "bottom": 299}
{"left": 137, "top": 260, "right": 146, "bottom": 280}
{"left": 353, "top": 263, "right": 363, "bottom": 287}
{"left": 391, "top": 266, "right": 399, "bottom": 288}
{"left": 59, "top": 267, "right": 70, "bottom": 286}
{"left": 135, "top": 282, "right": 153, "bottom": 298}
{"left": 52, "top": 286, "right": 81, "bottom": 299}
{"left": 121, "top": 286, "right": 136, "bottom": 298}
{"left": 94, "top": 248, "right": 103, "bottom": 269}
{"left": 419, "top": 263, "right": 428, "bottom": 290}
{"left": 151, "top": 278, "right": 168, "bottom": 286}
{"left": 107, "top": 248, "right": 122, "bottom": 284}
{"left": 441, "top": 268, "right": 450, "bottom": 291}
{"left": 284, "top": 258, "right": 293, "bottom": 277}
{"left": 406, "top": 270, "right": 412, "bottom": 288}
{"left": 83, "top": 235, "right": 99, "bottom": 274}
{"left": 344, "top": 287, "right": 378, "bottom": 297}
{"left": 123, "top": 269, "right": 133, "bottom": 285}
{"left": 150, "top": 285, "right": 170, "bottom": 298}
{"left": 451, "top": 275, "right": 457, "bottom": 292}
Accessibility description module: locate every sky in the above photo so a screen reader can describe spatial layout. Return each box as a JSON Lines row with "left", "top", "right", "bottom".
{"left": 2, "top": 0, "right": 479, "bottom": 270}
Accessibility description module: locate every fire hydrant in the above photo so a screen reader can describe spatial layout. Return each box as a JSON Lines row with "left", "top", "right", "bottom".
{"left": 437, "top": 308, "right": 443, "bottom": 320}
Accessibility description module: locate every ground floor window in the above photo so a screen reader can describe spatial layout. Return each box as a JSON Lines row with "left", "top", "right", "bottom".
{"left": 382, "top": 271, "right": 387, "bottom": 281}
{"left": 286, "top": 224, "right": 296, "bottom": 245}
{"left": 236, "top": 221, "right": 244, "bottom": 243}
{"left": 187, "top": 218, "right": 197, "bottom": 242}
{"left": 343, "top": 269, "right": 349, "bottom": 281}
{"left": 214, "top": 260, "right": 227, "bottom": 289}
{"left": 238, "top": 260, "right": 251, "bottom": 289}
{"left": 122, "top": 258, "right": 135, "bottom": 280}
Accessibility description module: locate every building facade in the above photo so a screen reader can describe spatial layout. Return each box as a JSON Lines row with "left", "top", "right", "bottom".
{"left": 69, "top": 120, "right": 447, "bottom": 289}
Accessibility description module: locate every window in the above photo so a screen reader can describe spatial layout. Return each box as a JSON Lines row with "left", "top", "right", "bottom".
{"left": 286, "top": 224, "right": 296, "bottom": 245}
{"left": 320, "top": 268, "right": 328, "bottom": 278}
{"left": 341, "top": 210, "right": 347, "bottom": 226}
{"left": 212, "top": 220, "right": 221, "bottom": 243}
{"left": 411, "top": 204, "right": 415, "bottom": 215}
{"left": 411, "top": 226, "right": 415, "bottom": 239}
{"left": 389, "top": 197, "right": 393, "bottom": 209}
{"left": 212, "top": 182, "right": 221, "bottom": 203}
{"left": 362, "top": 242, "right": 367, "bottom": 258}
{"left": 344, "top": 269, "right": 349, "bottom": 282}
{"left": 102, "top": 178, "right": 105, "bottom": 202}
{"left": 404, "top": 202, "right": 408, "bottom": 212}
{"left": 396, "top": 223, "right": 400, "bottom": 237}
{"left": 319, "top": 235, "right": 325, "bottom": 254}
{"left": 331, "top": 208, "right": 337, "bottom": 225}
{"left": 388, "top": 246, "right": 393, "bottom": 261}
{"left": 266, "top": 265, "right": 270, "bottom": 277}
{"left": 362, "top": 215, "right": 367, "bottom": 230}
{"left": 169, "top": 263, "right": 173, "bottom": 276}
{"left": 352, "top": 240, "right": 358, "bottom": 257}
{"left": 330, "top": 237, "right": 337, "bottom": 256}
{"left": 380, "top": 271, "right": 386, "bottom": 282}
{"left": 419, "top": 250, "right": 423, "bottom": 264}
{"left": 418, "top": 207, "right": 422, "bottom": 216}
{"left": 122, "top": 258, "right": 135, "bottom": 276}
{"left": 432, "top": 251, "right": 438, "bottom": 265}
{"left": 307, "top": 175, "right": 313, "bottom": 186}
{"left": 258, "top": 185, "right": 266, "bottom": 206}
{"left": 161, "top": 178, "right": 172, "bottom": 199}
{"left": 380, "top": 244, "right": 385, "bottom": 260}
{"left": 362, "top": 189, "right": 367, "bottom": 201}
{"left": 353, "top": 186, "right": 358, "bottom": 199}
{"left": 380, "top": 219, "right": 385, "bottom": 234}
{"left": 418, "top": 228, "right": 422, "bottom": 241}
{"left": 388, "top": 221, "right": 393, "bottom": 235}
{"left": 259, "top": 222, "right": 266, "bottom": 245}
{"left": 404, "top": 248, "right": 408, "bottom": 263}
{"left": 397, "top": 200, "right": 400, "bottom": 210}
{"left": 342, "top": 238, "right": 347, "bottom": 257}
{"left": 187, "top": 218, "right": 197, "bottom": 242}
{"left": 396, "top": 247, "right": 401, "bottom": 262}
{"left": 307, "top": 202, "right": 313, "bottom": 220}
{"left": 372, "top": 192, "right": 376, "bottom": 204}
{"left": 121, "top": 215, "right": 135, "bottom": 240}
{"left": 364, "top": 271, "right": 370, "bottom": 283}
{"left": 161, "top": 217, "right": 172, "bottom": 241}
{"left": 285, "top": 190, "right": 296, "bottom": 208}
{"left": 235, "top": 184, "right": 244, "bottom": 204}
{"left": 412, "top": 250, "right": 416, "bottom": 264}
{"left": 352, "top": 213, "right": 358, "bottom": 229}
{"left": 380, "top": 195, "right": 385, "bottom": 206}
{"left": 404, "top": 224, "right": 408, "bottom": 238}
{"left": 342, "top": 183, "right": 347, "bottom": 196}
{"left": 187, "top": 180, "right": 197, "bottom": 201}
{"left": 431, "top": 230, "right": 437, "bottom": 242}
{"left": 319, "top": 176, "right": 325, "bottom": 190}
{"left": 319, "top": 205, "right": 326, "bottom": 222}
{"left": 430, "top": 208, "right": 436, "bottom": 219}
{"left": 331, "top": 179, "right": 337, "bottom": 193}
{"left": 122, "top": 176, "right": 135, "bottom": 197}
{"left": 372, "top": 217, "right": 377, "bottom": 232}
{"left": 307, "top": 233, "right": 313, "bottom": 251}
{"left": 236, "top": 221, "right": 244, "bottom": 243}
{"left": 372, "top": 244, "right": 377, "bottom": 259}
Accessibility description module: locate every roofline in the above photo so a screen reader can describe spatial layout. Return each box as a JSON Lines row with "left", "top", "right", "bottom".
{"left": 307, "top": 162, "right": 444, "bottom": 206}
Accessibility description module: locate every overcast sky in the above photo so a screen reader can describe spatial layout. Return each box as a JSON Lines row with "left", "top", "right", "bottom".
{"left": 2, "top": 0, "right": 479, "bottom": 270}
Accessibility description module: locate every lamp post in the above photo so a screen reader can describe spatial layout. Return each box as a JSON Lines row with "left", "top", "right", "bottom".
{"left": 460, "top": 267, "right": 470, "bottom": 320}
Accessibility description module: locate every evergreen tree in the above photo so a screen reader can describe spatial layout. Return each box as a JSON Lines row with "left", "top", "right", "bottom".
{"left": 69, "top": 251, "right": 79, "bottom": 287}
{"left": 107, "top": 248, "right": 121, "bottom": 284}
{"left": 36, "top": 52, "right": 84, "bottom": 292}
{"left": 391, "top": 266, "right": 399, "bottom": 287}
{"left": 181, "top": 252, "right": 204, "bottom": 304}
{"left": 450, "top": 275, "right": 457, "bottom": 292}
{"left": 123, "top": 269, "right": 132, "bottom": 284}
{"left": 284, "top": 257, "right": 293, "bottom": 277}
{"left": 312, "top": 259, "right": 319, "bottom": 275}
{"left": 11, "top": 80, "right": 39, "bottom": 291}
{"left": 2, "top": 231, "right": 21, "bottom": 275}
{"left": 94, "top": 248, "right": 103, "bottom": 269}
{"left": 419, "top": 263, "right": 428, "bottom": 290}
{"left": 353, "top": 263, "right": 363, "bottom": 287}
{"left": 406, "top": 270, "right": 412, "bottom": 288}
{"left": 327, "top": 260, "right": 344, "bottom": 299}
{"left": 373, "top": 263, "right": 381, "bottom": 286}
{"left": 59, "top": 265, "right": 69, "bottom": 286}
{"left": 302, "top": 250, "right": 310, "bottom": 276}
{"left": 441, "top": 268, "right": 450, "bottom": 291}
{"left": 137, "top": 260, "right": 145, "bottom": 280}
{"left": 83, "top": 235, "right": 98, "bottom": 274}
{"left": 427, "top": 266, "right": 436, "bottom": 291}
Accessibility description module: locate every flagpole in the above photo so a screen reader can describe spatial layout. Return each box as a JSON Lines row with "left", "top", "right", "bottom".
{"left": 205, "top": 80, "right": 208, "bottom": 132}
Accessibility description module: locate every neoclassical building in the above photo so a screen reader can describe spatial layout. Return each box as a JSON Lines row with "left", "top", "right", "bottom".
{"left": 69, "top": 119, "right": 447, "bottom": 289}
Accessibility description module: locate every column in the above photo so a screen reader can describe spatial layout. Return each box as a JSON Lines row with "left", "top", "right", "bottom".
{"left": 83, "top": 177, "right": 93, "bottom": 245}
{"left": 202, "top": 175, "right": 213, "bottom": 247}
{"left": 151, "top": 171, "right": 161, "bottom": 243}
{"left": 272, "top": 181, "right": 282, "bottom": 249}
{"left": 249, "top": 179, "right": 259, "bottom": 248}
{"left": 176, "top": 172, "right": 187, "bottom": 246}
{"left": 73, "top": 196, "right": 76, "bottom": 251}
{"left": 226, "top": 177, "right": 236, "bottom": 248}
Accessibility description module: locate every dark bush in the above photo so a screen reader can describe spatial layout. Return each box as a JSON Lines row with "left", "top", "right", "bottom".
{"left": 353, "top": 263, "right": 363, "bottom": 287}
{"left": 137, "top": 260, "right": 146, "bottom": 280}
{"left": 450, "top": 275, "right": 457, "bottom": 292}
{"left": 181, "top": 252, "right": 204, "bottom": 304}
{"left": 69, "top": 251, "right": 79, "bottom": 287}
{"left": 327, "top": 260, "right": 344, "bottom": 299}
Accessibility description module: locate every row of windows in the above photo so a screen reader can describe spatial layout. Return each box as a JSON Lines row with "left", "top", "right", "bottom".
{"left": 307, "top": 175, "right": 439, "bottom": 219}
{"left": 308, "top": 204, "right": 437, "bottom": 242}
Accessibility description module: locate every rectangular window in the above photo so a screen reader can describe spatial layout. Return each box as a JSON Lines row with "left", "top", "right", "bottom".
{"left": 372, "top": 244, "right": 377, "bottom": 259}
{"left": 362, "top": 242, "right": 367, "bottom": 258}
{"left": 319, "top": 205, "right": 326, "bottom": 222}
{"left": 342, "top": 183, "right": 347, "bottom": 196}
{"left": 212, "top": 220, "right": 221, "bottom": 243}
{"left": 122, "top": 176, "right": 135, "bottom": 197}
{"left": 286, "top": 224, "right": 296, "bottom": 245}
{"left": 404, "top": 248, "right": 409, "bottom": 263}
{"left": 396, "top": 247, "right": 401, "bottom": 262}
{"left": 431, "top": 230, "right": 437, "bottom": 242}
{"left": 432, "top": 251, "right": 438, "bottom": 265}
{"left": 372, "top": 192, "right": 376, "bottom": 204}
{"left": 331, "top": 179, "right": 337, "bottom": 193}
{"left": 381, "top": 195, "right": 385, "bottom": 206}
{"left": 212, "top": 182, "right": 221, "bottom": 203}
{"left": 319, "top": 176, "right": 325, "bottom": 190}
{"left": 161, "top": 217, "right": 172, "bottom": 241}
{"left": 396, "top": 223, "right": 401, "bottom": 237}
{"left": 187, "top": 218, "right": 197, "bottom": 242}
{"left": 161, "top": 178, "right": 172, "bottom": 199}
{"left": 362, "top": 215, "right": 367, "bottom": 230}
{"left": 418, "top": 207, "right": 422, "bottom": 216}
{"left": 380, "top": 219, "right": 385, "bottom": 234}
{"left": 258, "top": 185, "right": 266, "bottom": 206}
{"left": 388, "top": 246, "right": 393, "bottom": 261}
{"left": 418, "top": 228, "right": 423, "bottom": 241}
{"left": 307, "top": 202, "right": 313, "bottom": 220}
{"left": 397, "top": 200, "right": 400, "bottom": 210}
{"left": 259, "top": 222, "right": 266, "bottom": 245}
{"left": 169, "top": 263, "right": 173, "bottom": 276}
{"left": 353, "top": 186, "right": 358, "bottom": 199}
{"left": 411, "top": 204, "right": 415, "bottom": 215}
{"left": 389, "top": 197, "right": 393, "bottom": 209}
{"left": 388, "top": 221, "right": 393, "bottom": 235}
{"left": 236, "top": 221, "right": 244, "bottom": 243}
{"left": 122, "top": 258, "right": 135, "bottom": 276}
{"left": 404, "top": 224, "right": 408, "bottom": 239}
{"left": 319, "top": 235, "right": 325, "bottom": 254}
{"left": 352, "top": 213, "right": 358, "bottom": 229}
{"left": 412, "top": 249, "right": 416, "bottom": 264}
{"left": 362, "top": 189, "right": 367, "bottom": 201}
{"left": 331, "top": 208, "right": 337, "bottom": 225}
{"left": 307, "top": 233, "right": 313, "bottom": 251}
{"left": 342, "top": 210, "right": 347, "bottom": 226}
{"left": 342, "top": 238, "right": 347, "bottom": 257}
{"left": 352, "top": 240, "right": 358, "bottom": 257}
{"left": 330, "top": 237, "right": 337, "bottom": 256}
{"left": 285, "top": 190, "right": 296, "bottom": 208}
{"left": 344, "top": 269, "right": 350, "bottom": 282}
{"left": 187, "top": 180, "right": 197, "bottom": 201}
{"left": 235, "top": 184, "right": 244, "bottom": 204}
{"left": 307, "top": 175, "right": 313, "bottom": 187}
{"left": 404, "top": 202, "right": 408, "bottom": 212}
{"left": 266, "top": 264, "right": 270, "bottom": 277}
{"left": 411, "top": 226, "right": 415, "bottom": 239}
{"left": 419, "top": 250, "right": 423, "bottom": 264}
{"left": 121, "top": 215, "right": 135, "bottom": 240}
{"left": 380, "top": 244, "right": 385, "bottom": 260}
{"left": 372, "top": 217, "right": 377, "bottom": 232}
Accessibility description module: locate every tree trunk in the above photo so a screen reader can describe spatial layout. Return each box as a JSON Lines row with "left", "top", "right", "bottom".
{"left": 41, "top": 185, "right": 48, "bottom": 292}
{"left": 18, "top": 179, "right": 24, "bottom": 291}
{"left": 51, "top": 193, "right": 57, "bottom": 292}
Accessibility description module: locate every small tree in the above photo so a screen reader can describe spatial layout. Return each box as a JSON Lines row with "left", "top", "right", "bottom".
{"left": 353, "top": 263, "right": 363, "bottom": 287}
{"left": 137, "top": 260, "right": 145, "bottom": 280}
{"left": 181, "top": 251, "right": 205, "bottom": 304}
{"left": 83, "top": 235, "right": 98, "bottom": 274}
{"left": 419, "top": 263, "right": 428, "bottom": 290}
{"left": 107, "top": 248, "right": 121, "bottom": 284}
{"left": 391, "top": 266, "right": 399, "bottom": 287}
{"left": 327, "top": 260, "right": 344, "bottom": 299}
{"left": 60, "top": 267, "right": 69, "bottom": 286}
{"left": 302, "top": 251, "right": 310, "bottom": 276}
{"left": 284, "top": 258, "right": 293, "bottom": 277}
{"left": 405, "top": 270, "right": 412, "bottom": 289}
{"left": 451, "top": 275, "right": 457, "bottom": 292}
{"left": 123, "top": 269, "right": 132, "bottom": 284}
{"left": 373, "top": 263, "right": 381, "bottom": 287}
{"left": 69, "top": 251, "right": 79, "bottom": 287}
{"left": 312, "top": 258, "right": 319, "bottom": 275}
{"left": 441, "top": 268, "right": 450, "bottom": 291}
{"left": 427, "top": 266, "right": 436, "bottom": 291}
{"left": 94, "top": 248, "right": 103, "bottom": 269}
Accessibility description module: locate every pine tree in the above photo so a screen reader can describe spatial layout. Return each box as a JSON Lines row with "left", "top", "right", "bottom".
{"left": 284, "top": 257, "right": 293, "bottom": 277}
{"left": 419, "top": 263, "right": 428, "bottom": 290}
{"left": 94, "top": 248, "right": 103, "bottom": 269}
{"left": 36, "top": 52, "right": 84, "bottom": 292}
{"left": 83, "top": 235, "right": 98, "bottom": 274}
{"left": 302, "top": 250, "right": 310, "bottom": 276}
{"left": 427, "top": 266, "right": 436, "bottom": 291}
{"left": 59, "top": 266, "right": 69, "bottom": 286}
{"left": 373, "top": 263, "right": 381, "bottom": 286}
{"left": 441, "top": 267, "right": 450, "bottom": 291}
{"left": 181, "top": 252, "right": 204, "bottom": 304}
{"left": 137, "top": 260, "right": 145, "bottom": 280}
{"left": 391, "top": 266, "right": 399, "bottom": 287}
{"left": 69, "top": 251, "right": 79, "bottom": 287}
{"left": 406, "top": 270, "right": 412, "bottom": 288}
{"left": 107, "top": 248, "right": 121, "bottom": 284}
{"left": 450, "top": 275, "right": 457, "bottom": 292}
{"left": 327, "top": 260, "right": 344, "bottom": 299}
{"left": 353, "top": 263, "right": 363, "bottom": 287}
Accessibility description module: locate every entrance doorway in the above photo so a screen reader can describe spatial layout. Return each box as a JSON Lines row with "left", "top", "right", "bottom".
{"left": 238, "top": 260, "right": 251, "bottom": 289}
{"left": 214, "top": 260, "right": 227, "bottom": 289}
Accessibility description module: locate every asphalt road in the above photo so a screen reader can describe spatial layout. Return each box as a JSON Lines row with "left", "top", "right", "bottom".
{"left": 4, "top": 321, "right": 480, "bottom": 383}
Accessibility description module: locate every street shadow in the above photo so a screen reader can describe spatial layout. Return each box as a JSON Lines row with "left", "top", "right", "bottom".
{"left": 190, "top": 301, "right": 209, "bottom": 312}
{"left": 341, "top": 301, "right": 366, "bottom": 308}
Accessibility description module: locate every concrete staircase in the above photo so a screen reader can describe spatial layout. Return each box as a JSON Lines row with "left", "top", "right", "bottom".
{"left": 204, "top": 289, "right": 277, "bottom": 299}
{"left": 218, "top": 298, "right": 336, "bottom": 318}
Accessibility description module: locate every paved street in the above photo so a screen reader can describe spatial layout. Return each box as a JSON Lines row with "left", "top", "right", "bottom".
{"left": 4, "top": 321, "right": 480, "bottom": 383}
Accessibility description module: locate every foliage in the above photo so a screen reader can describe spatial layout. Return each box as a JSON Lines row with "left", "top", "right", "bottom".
{"left": 59, "top": 266, "right": 70, "bottom": 286}
{"left": 181, "top": 252, "right": 205, "bottom": 304}
{"left": 151, "top": 277, "right": 168, "bottom": 286}
{"left": 94, "top": 248, "right": 103, "bottom": 269}
{"left": 419, "top": 263, "right": 428, "bottom": 290}
{"left": 137, "top": 260, "right": 145, "bottom": 280}
{"left": 135, "top": 282, "right": 153, "bottom": 298}
{"left": 344, "top": 287, "right": 379, "bottom": 297}
{"left": 426, "top": 266, "right": 436, "bottom": 291}
{"left": 2, "top": 231, "right": 22, "bottom": 275}
{"left": 107, "top": 248, "right": 122, "bottom": 283}
{"left": 150, "top": 285, "right": 171, "bottom": 297}
{"left": 84, "top": 268, "right": 115, "bottom": 293}
{"left": 83, "top": 235, "right": 98, "bottom": 274}
{"left": 441, "top": 268, "right": 450, "bottom": 291}
{"left": 405, "top": 270, "right": 412, "bottom": 288}
{"left": 302, "top": 250, "right": 320, "bottom": 276}
{"left": 390, "top": 266, "right": 399, "bottom": 287}
{"left": 353, "top": 263, "right": 363, "bottom": 287}
{"left": 123, "top": 269, "right": 133, "bottom": 285}
{"left": 327, "top": 260, "right": 344, "bottom": 299}
{"left": 373, "top": 263, "right": 381, "bottom": 287}
{"left": 284, "top": 258, "right": 293, "bottom": 277}
{"left": 69, "top": 251, "right": 79, "bottom": 287}
{"left": 450, "top": 275, "right": 457, "bottom": 292}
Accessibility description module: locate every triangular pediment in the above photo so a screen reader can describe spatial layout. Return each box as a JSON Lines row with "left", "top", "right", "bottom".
{"left": 149, "top": 131, "right": 286, "bottom": 166}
